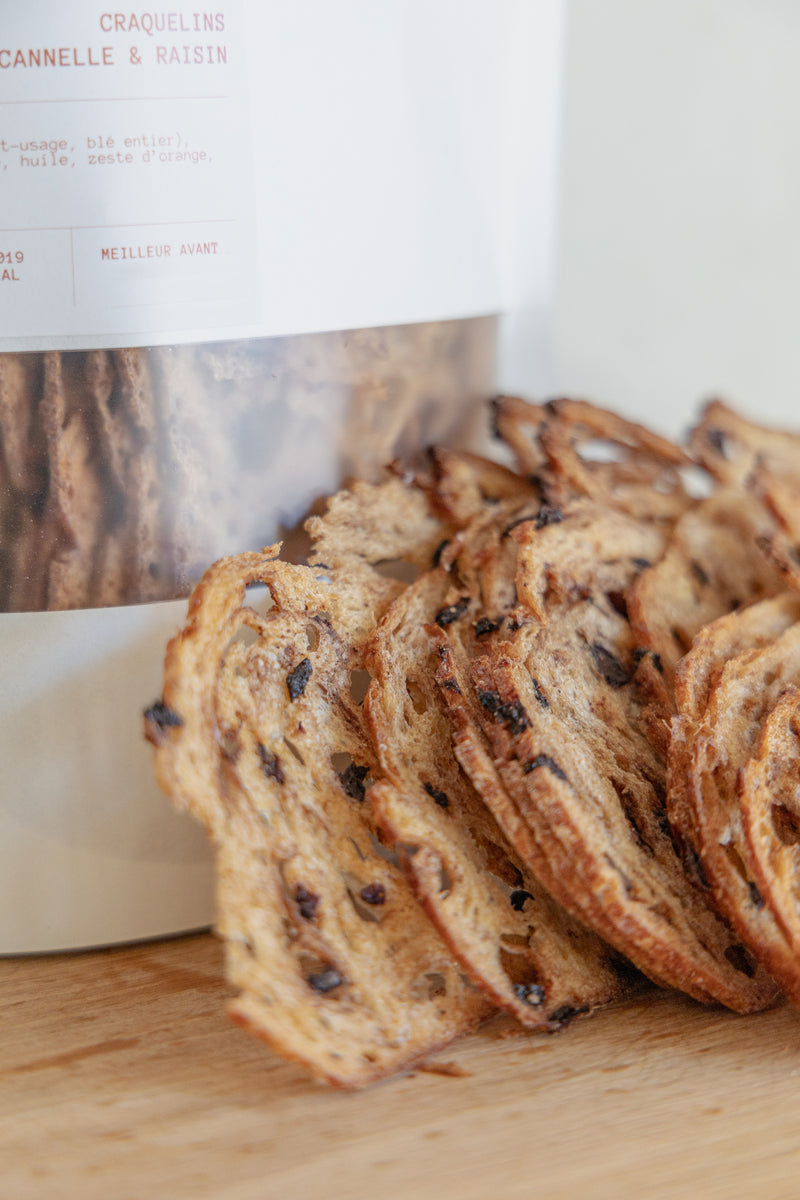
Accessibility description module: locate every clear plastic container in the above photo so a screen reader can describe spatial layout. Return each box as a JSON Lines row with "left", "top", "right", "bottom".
{"left": 0, "top": 317, "right": 496, "bottom": 613}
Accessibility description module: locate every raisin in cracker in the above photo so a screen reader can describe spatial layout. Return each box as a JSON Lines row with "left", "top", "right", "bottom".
{"left": 147, "top": 546, "right": 490, "bottom": 1088}
{"left": 365, "top": 566, "right": 632, "bottom": 1029}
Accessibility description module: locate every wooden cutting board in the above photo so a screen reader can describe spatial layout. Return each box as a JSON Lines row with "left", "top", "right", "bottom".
{"left": 3, "top": 932, "right": 800, "bottom": 1199}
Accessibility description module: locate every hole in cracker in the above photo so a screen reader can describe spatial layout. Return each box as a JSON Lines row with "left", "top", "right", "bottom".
{"left": 350, "top": 669, "right": 371, "bottom": 705}
{"left": 606, "top": 590, "right": 628, "bottom": 618}
{"left": 243, "top": 582, "right": 274, "bottom": 617}
{"left": 374, "top": 558, "right": 422, "bottom": 584}
{"left": 425, "top": 972, "right": 447, "bottom": 998}
{"left": 498, "top": 945, "right": 539, "bottom": 990}
{"left": 670, "top": 626, "right": 692, "bottom": 655}
{"left": 284, "top": 737, "right": 305, "bottom": 766}
{"left": 678, "top": 463, "right": 715, "bottom": 498}
{"left": 499, "top": 931, "right": 531, "bottom": 953}
{"left": 306, "top": 624, "right": 320, "bottom": 650}
{"left": 438, "top": 863, "right": 453, "bottom": 896}
{"left": 406, "top": 681, "right": 428, "bottom": 715}
{"left": 475, "top": 833, "right": 524, "bottom": 890}
{"left": 226, "top": 624, "right": 259, "bottom": 651}
{"left": 348, "top": 836, "right": 367, "bottom": 861}
{"left": 720, "top": 839, "right": 752, "bottom": 886}
{"left": 611, "top": 779, "right": 654, "bottom": 855}
{"left": 369, "top": 831, "right": 402, "bottom": 870}
{"left": 576, "top": 438, "right": 625, "bottom": 464}
{"left": 724, "top": 943, "right": 757, "bottom": 978}
{"left": 771, "top": 803, "right": 800, "bottom": 846}
{"left": 409, "top": 971, "right": 447, "bottom": 1002}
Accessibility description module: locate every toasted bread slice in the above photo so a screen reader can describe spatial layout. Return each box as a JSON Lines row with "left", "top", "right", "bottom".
{"left": 147, "top": 545, "right": 491, "bottom": 1088}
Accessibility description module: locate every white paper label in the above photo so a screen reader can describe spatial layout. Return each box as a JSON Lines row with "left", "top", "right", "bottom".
{"left": 0, "top": 0, "right": 563, "bottom": 351}
{"left": 1, "top": 2, "right": 258, "bottom": 346}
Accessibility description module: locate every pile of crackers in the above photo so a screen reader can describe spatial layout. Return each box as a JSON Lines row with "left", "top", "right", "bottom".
{"left": 146, "top": 395, "right": 800, "bottom": 1087}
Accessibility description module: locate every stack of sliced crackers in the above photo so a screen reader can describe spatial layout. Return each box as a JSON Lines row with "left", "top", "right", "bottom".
{"left": 146, "top": 395, "right": 800, "bottom": 1087}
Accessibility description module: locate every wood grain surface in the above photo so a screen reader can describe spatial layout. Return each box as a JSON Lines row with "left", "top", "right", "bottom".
{"left": 3, "top": 932, "right": 800, "bottom": 1199}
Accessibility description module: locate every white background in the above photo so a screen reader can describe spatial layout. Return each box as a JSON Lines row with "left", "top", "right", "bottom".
{"left": 554, "top": 0, "right": 800, "bottom": 437}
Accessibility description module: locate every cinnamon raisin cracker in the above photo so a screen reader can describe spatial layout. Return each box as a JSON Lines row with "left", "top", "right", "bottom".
{"left": 740, "top": 688, "right": 800, "bottom": 989}
{"left": 666, "top": 596, "right": 800, "bottom": 851}
{"left": 421, "top": 444, "right": 541, "bottom": 527}
{"left": 688, "top": 398, "right": 800, "bottom": 489}
{"left": 680, "top": 624, "right": 800, "bottom": 1006}
{"left": 432, "top": 499, "right": 778, "bottom": 1012}
{"left": 365, "top": 566, "right": 633, "bottom": 1030}
{"left": 626, "top": 489, "right": 789, "bottom": 692}
{"left": 305, "top": 473, "right": 455, "bottom": 576}
{"left": 147, "top": 545, "right": 491, "bottom": 1088}
{"left": 462, "top": 606, "right": 778, "bottom": 1013}
{"left": 492, "top": 395, "right": 694, "bottom": 523}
